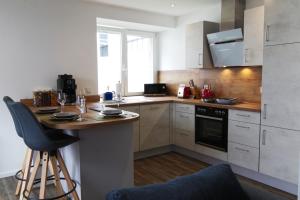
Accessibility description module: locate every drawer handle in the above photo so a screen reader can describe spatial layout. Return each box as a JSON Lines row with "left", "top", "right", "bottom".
{"left": 179, "top": 132, "right": 189, "bottom": 137}
{"left": 235, "top": 125, "right": 250, "bottom": 129}
{"left": 236, "top": 114, "right": 251, "bottom": 118}
{"left": 235, "top": 147, "right": 250, "bottom": 153}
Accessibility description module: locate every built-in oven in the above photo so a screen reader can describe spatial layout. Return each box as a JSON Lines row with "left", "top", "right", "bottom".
{"left": 195, "top": 106, "right": 228, "bottom": 152}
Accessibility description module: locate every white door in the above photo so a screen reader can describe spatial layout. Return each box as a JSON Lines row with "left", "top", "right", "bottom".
{"left": 264, "top": 0, "right": 300, "bottom": 46}
{"left": 262, "top": 43, "right": 300, "bottom": 130}
{"left": 244, "top": 6, "right": 264, "bottom": 66}
{"left": 260, "top": 126, "right": 300, "bottom": 184}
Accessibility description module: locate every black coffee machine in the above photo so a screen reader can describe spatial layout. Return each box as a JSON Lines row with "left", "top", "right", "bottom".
{"left": 57, "top": 74, "right": 77, "bottom": 104}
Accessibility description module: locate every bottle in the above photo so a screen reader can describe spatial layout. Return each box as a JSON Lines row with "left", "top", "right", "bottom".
{"left": 116, "top": 81, "right": 122, "bottom": 101}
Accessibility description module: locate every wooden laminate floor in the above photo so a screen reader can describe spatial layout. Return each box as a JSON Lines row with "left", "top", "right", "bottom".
{"left": 0, "top": 152, "right": 297, "bottom": 200}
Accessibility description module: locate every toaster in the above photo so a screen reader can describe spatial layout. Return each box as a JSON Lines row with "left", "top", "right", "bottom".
{"left": 177, "top": 84, "right": 191, "bottom": 98}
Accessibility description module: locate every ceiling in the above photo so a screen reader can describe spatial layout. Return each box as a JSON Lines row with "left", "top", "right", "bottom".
{"left": 85, "top": 0, "right": 220, "bottom": 16}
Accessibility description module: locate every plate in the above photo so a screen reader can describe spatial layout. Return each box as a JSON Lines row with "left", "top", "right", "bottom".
{"left": 50, "top": 115, "right": 79, "bottom": 121}
{"left": 53, "top": 112, "right": 78, "bottom": 118}
{"left": 102, "top": 109, "right": 122, "bottom": 115}
{"left": 38, "top": 107, "right": 59, "bottom": 112}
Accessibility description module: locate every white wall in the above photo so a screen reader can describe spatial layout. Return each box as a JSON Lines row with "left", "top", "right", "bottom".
{"left": 0, "top": 0, "right": 175, "bottom": 178}
{"left": 158, "top": 2, "right": 222, "bottom": 70}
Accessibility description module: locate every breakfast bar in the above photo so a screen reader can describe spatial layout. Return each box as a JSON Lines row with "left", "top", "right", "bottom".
{"left": 34, "top": 107, "right": 139, "bottom": 200}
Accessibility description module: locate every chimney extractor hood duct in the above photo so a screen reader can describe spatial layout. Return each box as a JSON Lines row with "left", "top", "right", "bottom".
{"left": 220, "top": 0, "right": 246, "bottom": 31}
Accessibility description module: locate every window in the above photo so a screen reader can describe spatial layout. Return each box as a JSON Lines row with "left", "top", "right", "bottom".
{"left": 97, "top": 27, "right": 155, "bottom": 96}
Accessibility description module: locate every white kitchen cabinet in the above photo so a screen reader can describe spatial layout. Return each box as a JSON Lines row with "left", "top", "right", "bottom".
{"left": 228, "top": 120, "right": 260, "bottom": 148}
{"left": 186, "top": 21, "right": 219, "bottom": 68}
{"left": 260, "top": 126, "right": 300, "bottom": 184}
{"left": 264, "top": 0, "right": 300, "bottom": 46}
{"left": 122, "top": 105, "right": 140, "bottom": 152}
{"left": 173, "top": 107, "right": 195, "bottom": 151}
{"left": 228, "top": 142, "right": 259, "bottom": 171}
{"left": 261, "top": 43, "right": 300, "bottom": 130}
{"left": 243, "top": 6, "right": 264, "bottom": 66}
{"left": 140, "top": 103, "right": 170, "bottom": 151}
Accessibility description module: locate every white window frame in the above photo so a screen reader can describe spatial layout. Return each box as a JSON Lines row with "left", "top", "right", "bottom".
{"left": 97, "top": 26, "right": 157, "bottom": 96}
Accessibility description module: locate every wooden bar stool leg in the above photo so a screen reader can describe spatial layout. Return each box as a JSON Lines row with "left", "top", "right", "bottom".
{"left": 19, "top": 149, "right": 33, "bottom": 200}
{"left": 49, "top": 155, "right": 67, "bottom": 200}
{"left": 48, "top": 160, "right": 57, "bottom": 187}
{"left": 39, "top": 152, "right": 49, "bottom": 199}
{"left": 15, "top": 148, "right": 29, "bottom": 196}
{"left": 24, "top": 152, "right": 41, "bottom": 199}
{"left": 57, "top": 151, "right": 80, "bottom": 200}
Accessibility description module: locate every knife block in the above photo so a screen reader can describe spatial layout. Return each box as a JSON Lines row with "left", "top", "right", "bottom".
{"left": 190, "top": 87, "right": 201, "bottom": 99}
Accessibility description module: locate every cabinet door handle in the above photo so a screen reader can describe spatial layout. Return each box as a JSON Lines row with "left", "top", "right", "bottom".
{"left": 235, "top": 125, "right": 250, "bottom": 129}
{"left": 244, "top": 48, "right": 249, "bottom": 64}
{"left": 236, "top": 114, "right": 250, "bottom": 118}
{"left": 262, "top": 130, "right": 267, "bottom": 145}
{"left": 235, "top": 147, "right": 250, "bottom": 153}
{"left": 265, "top": 25, "right": 270, "bottom": 42}
{"left": 198, "top": 53, "right": 203, "bottom": 66}
{"left": 263, "top": 104, "right": 267, "bottom": 120}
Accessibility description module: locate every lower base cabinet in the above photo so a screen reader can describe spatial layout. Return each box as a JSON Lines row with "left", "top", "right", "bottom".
{"left": 228, "top": 142, "right": 259, "bottom": 171}
{"left": 122, "top": 106, "right": 140, "bottom": 152}
{"left": 260, "top": 126, "right": 300, "bottom": 184}
{"left": 140, "top": 103, "right": 170, "bottom": 151}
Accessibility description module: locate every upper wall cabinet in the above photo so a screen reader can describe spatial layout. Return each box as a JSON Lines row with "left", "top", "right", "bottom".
{"left": 243, "top": 6, "right": 264, "bottom": 66}
{"left": 186, "top": 21, "right": 219, "bottom": 68}
{"left": 264, "top": 0, "right": 300, "bottom": 46}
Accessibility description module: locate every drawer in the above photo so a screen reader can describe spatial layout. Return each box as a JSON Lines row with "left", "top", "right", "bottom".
{"left": 228, "top": 142, "right": 259, "bottom": 171}
{"left": 175, "top": 112, "right": 195, "bottom": 132}
{"left": 175, "top": 103, "right": 195, "bottom": 114}
{"left": 228, "top": 120, "right": 260, "bottom": 148}
{"left": 173, "top": 129, "right": 195, "bottom": 151}
{"left": 229, "top": 110, "right": 260, "bottom": 124}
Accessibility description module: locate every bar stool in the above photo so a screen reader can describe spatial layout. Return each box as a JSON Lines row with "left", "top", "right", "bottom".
{"left": 4, "top": 96, "right": 59, "bottom": 199}
{"left": 6, "top": 98, "right": 80, "bottom": 200}
{"left": 3, "top": 96, "right": 36, "bottom": 198}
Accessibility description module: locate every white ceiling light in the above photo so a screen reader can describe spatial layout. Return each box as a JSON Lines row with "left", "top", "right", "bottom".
{"left": 170, "top": 0, "right": 176, "bottom": 8}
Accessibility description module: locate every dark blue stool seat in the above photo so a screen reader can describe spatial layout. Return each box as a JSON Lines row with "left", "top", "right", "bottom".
{"left": 3, "top": 96, "right": 80, "bottom": 200}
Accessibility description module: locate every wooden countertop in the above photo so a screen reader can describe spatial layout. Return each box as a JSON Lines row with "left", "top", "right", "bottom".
{"left": 104, "top": 96, "right": 261, "bottom": 112}
{"left": 32, "top": 105, "right": 139, "bottom": 130}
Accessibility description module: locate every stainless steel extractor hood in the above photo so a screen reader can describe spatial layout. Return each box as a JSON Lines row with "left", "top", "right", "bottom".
{"left": 207, "top": 0, "right": 246, "bottom": 67}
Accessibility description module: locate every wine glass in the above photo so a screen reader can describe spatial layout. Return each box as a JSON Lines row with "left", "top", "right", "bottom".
{"left": 57, "top": 92, "right": 66, "bottom": 113}
{"left": 76, "top": 97, "right": 86, "bottom": 121}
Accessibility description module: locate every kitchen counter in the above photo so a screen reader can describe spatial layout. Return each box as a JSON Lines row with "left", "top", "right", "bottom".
{"left": 102, "top": 96, "right": 261, "bottom": 112}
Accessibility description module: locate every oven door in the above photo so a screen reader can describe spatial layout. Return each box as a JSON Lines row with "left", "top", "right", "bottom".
{"left": 195, "top": 114, "right": 228, "bottom": 152}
